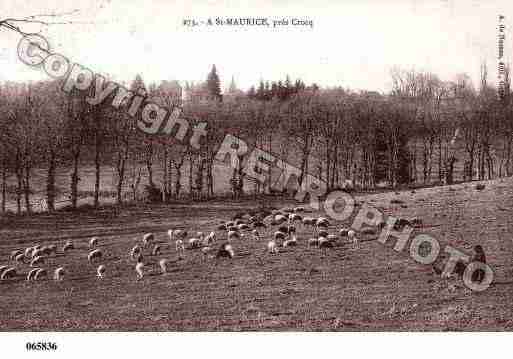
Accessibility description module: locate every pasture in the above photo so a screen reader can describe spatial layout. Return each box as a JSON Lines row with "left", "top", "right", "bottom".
{"left": 0, "top": 177, "right": 512, "bottom": 331}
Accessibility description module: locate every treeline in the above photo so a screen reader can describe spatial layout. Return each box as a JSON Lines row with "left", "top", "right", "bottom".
{"left": 0, "top": 64, "right": 512, "bottom": 214}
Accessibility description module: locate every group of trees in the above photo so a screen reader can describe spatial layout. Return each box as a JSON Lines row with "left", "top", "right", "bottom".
{"left": 0, "top": 63, "right": 512, "bottom": 214}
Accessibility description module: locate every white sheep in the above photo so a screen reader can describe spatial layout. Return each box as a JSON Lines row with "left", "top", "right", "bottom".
{"left": 0, "top": 265, "right": 9, "bottom": 275}
{"left": 1, "top": 267, "right": 16, "bottom": 280}
{"left": 283, "top": 236, "right": 298, "bottom": 247}
{"left": 201, "top": 246, "right": 212, "bottom": 255}
{"left": 348, "top": 230, "right": 358, "bottom": 245}
{"left": 152, "top": 244, "right": 162, "bottom": 256}
{"left": 31, "top": 248, "right": 44, "bottom": 259}
{"left": 302, "top": 217, "right": 315, "bottom": 225}
{"left": 130, "top": 245, "right": 142, "bottom": 259}
{"left": 54, "top": 267, "right": 64, "bottom": 281}
{"left": 204, "top": 231, "right": 216, "bottom": 245}
{"left": 175, "top": 239, "right": 185, "bottom": 256}
{"left": 15, "top": 253, "right": 25, "bottom": 263}
{"left": 135, "top": 262, "right": 145, "bottom": 279}
{"left": 159, "top": 259, "right": 169, "bottom": 274}
{"left": 267, "top": 240, "right": 279, "bottom": 254}
{"left": 26, "top": 268, "right": 40, "bottom": 281}
{"left": 30, "top": 255, "right": 44, "bottom": 267}
{"left": 237, "top": 223, "right": 249, "bottom": 231}
{"left": 88, "top": 249, "right": 102, "bottom": 262}
{"left": 142, "top": 233, "right": 154, "bottom": 247}
{"left": 275, "top": 214, "right": 287, "bottom": 223}
{"left": 227, "top": 230, "right": 240, "bottom": 241}
{"left": 34, "top": 268, "right": 47, "bottom": 280}
{"left": 89, "top": 236, "right": 99, "bottom": 248}
{"left": 97, "top": 264, "right": 106, "bottom": 279}
{"left": 188, "top": 237, "right": 202, "bottom": 249}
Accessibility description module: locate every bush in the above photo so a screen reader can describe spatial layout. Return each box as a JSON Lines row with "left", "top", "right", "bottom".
{"left": 145, "top": 185, "right": 162, "bottom": 203}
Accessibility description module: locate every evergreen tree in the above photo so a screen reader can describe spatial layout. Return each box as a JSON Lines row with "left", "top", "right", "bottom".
{"left": 206, "top": 64, "right": 222, "bottom": 101}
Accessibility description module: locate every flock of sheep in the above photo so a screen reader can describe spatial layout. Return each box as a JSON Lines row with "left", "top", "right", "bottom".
{"left": 0, "top": 205, "right": 384, "bottom": 284}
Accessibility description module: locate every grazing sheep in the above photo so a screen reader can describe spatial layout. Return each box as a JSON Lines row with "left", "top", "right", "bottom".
{"left": 130, "top": 245, "right": 142, "bottom": 259}
{"left": 216, "top": 243, "right": 235, "bottom": 259}
{"left": 142, "top": 233, "right": 154, "bottom": 247}
{"left": 302, "top": 217, "right": 315, "bottom": 226}
{"left": 237, "top": 223, "right": 249, "bottom": 231}
{"left": 34, "top": 268, "right": 47, "bottom": 280}
{"left": 152, "top": 245, "right": 162, "bottom": 256}
{"left": 201, "top": 246, "right": 212, "bottom": 255}
{"left": 10, "top": 249, "right": 23, "bottom": 260}
{"left": 283, "top": 236, "right": 298, "bottom": 247}
{"left": 54, "top": 267, "right": 64, "bottom": 281}
{"left": 1, "top": 267, "right": 16, "bottom": 280}
{"left": 31, "top": 248, "right": 45, "bottom": 259}
{"left": 168, "top": 229, "right": 187, "bottom": 241}
{"left": 97, "top": 265, "right": 106, "bottom": 279}
{"left": 188, "top": 237, "right": 202, "bottom": 249}
{"left": 175, "top": 239, "right": 185, "bottom": 256}
{"left": 62, "top": 241, "right": 74, "bottom": 253}
{"left": 204, "top": 231, "right": 216, "bottom": 244}
{"left": 26, "top": 268, "right": 40, "bottom": 281}
{"left": 15, "top": 253, "right": 24, "bottom": 263}
{"left": 288, "top": 213, "right": 300, "bottom": 221}
{"left": 275, "top": 214, "right": 287, "bottom": 224}
{"left": 348, "top": 230, "right": 358, "bottom": 245}
{"left": 0, "top": 265, "right": 9, "bottom": 275}
{"left": 159, "top": 259, "right": 169, "bottom": 274}
{"left": 267, "top": 240, "right": 279, "bottom": 254}
{"left": 135, "top": 262, "right": 145, "bottom": 279}
{"left": 89, "top": 237, "right": 99, "bottom": 248}
{"left": 227, "top": 230, "right": 240, "bottom": 241}
{"left": 87, "top": 249, "right": 102, "bottom": 262}
{"left": 30, "top": 255, "right": 44, "bottom": 267}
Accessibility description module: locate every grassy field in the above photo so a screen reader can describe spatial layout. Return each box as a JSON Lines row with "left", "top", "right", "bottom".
{"left": 0, "top": 176, "right": 512, "bottom": 331}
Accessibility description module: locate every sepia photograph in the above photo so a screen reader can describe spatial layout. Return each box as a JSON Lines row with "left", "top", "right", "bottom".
{"left": 0, "top": 0, "right": 512, "bottom": 356}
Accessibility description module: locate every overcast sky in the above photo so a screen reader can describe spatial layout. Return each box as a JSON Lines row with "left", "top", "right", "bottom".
{"left": 0, "top": 0, "right": 512, "bottom": 92}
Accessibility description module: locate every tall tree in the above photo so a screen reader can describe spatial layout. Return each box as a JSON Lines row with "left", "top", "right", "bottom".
{"left": 206, "top": 65, "right": 222, "bottom": 101}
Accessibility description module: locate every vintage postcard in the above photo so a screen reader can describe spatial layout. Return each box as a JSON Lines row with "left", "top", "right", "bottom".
{"left": 0, "top": 0, "right": 511, "bottom": 357}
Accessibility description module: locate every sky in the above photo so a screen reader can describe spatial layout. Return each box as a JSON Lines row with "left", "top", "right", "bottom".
{"left": 0, "top": 0, "right": 512, "bottom": 93}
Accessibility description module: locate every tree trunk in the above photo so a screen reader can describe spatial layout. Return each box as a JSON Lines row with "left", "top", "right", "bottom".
{"left": 46, "top": 151, "right": 56, "bottom": 212}
{"left": 94, "top": 134, "right": 101, "bottom": 208}
{"left": 70, "top": 148, "right": 80, "bottom": 209}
